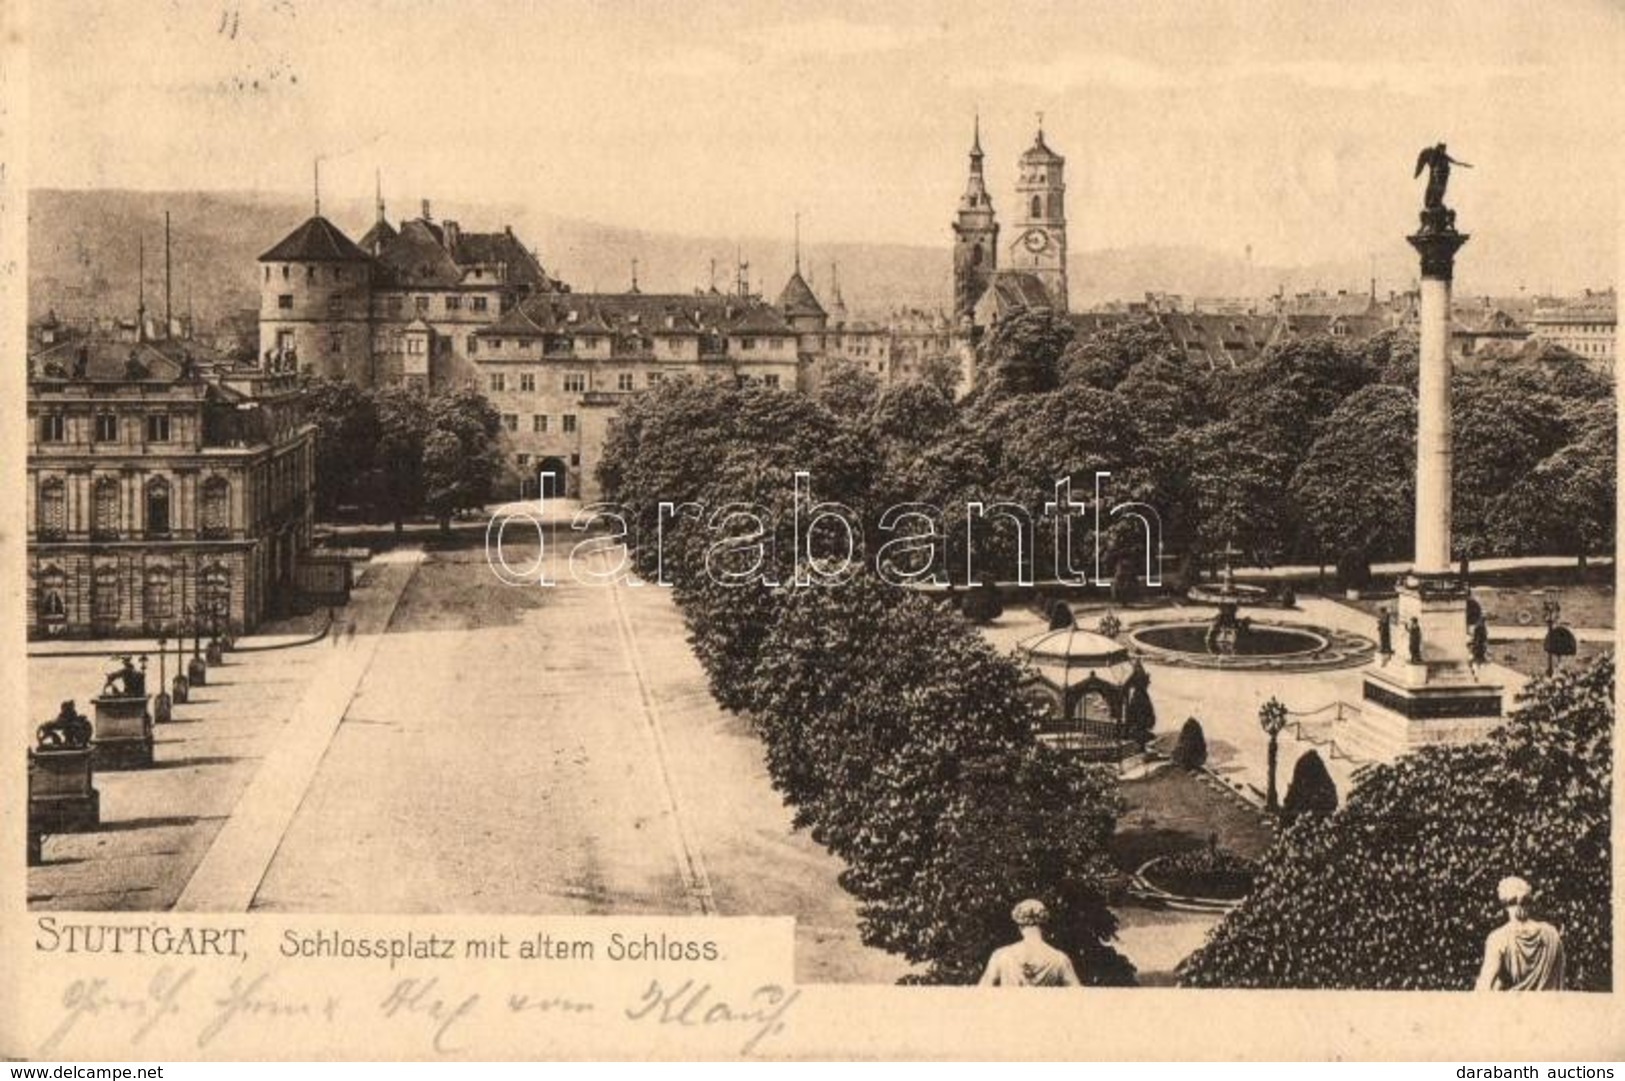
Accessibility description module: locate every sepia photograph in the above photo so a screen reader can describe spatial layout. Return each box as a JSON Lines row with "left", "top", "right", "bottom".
{"left": 4, "top": 0, "right": 1621, "bottom": 1064}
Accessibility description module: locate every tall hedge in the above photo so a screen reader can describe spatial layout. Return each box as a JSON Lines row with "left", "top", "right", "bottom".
{"left": 1178, "top": 654, "right": 1613, "bottom": 989}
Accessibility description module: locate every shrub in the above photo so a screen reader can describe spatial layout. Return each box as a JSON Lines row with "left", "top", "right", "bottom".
{"left": 1281, "top": 749, "right": 1338, "bottom": 823}
{"left": 960, "top": 583, "right": 1004, "bottom": 624}
{"left": 1146, "top": 837, "right": 1260, "bottom": 900}
{"left": 1178, "top": 654, "right": 1613, "bottom": 990}
{"left": 1172, "top": 718, "right": 1207, "bottom": 770}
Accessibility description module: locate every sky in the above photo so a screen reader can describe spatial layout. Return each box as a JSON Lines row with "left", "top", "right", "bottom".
{"left": 23, "top": 0, "right": 1624, "bottom": 286}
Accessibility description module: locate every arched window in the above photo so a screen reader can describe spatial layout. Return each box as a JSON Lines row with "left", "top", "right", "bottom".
{"left": 200, "top": 563, "right": 232, "bottom": 631}
{"left": 37, "top": 565, "right": 66, "bottom": 630}
{"left": 202, "top": 477, "right": 230, "bottom": 537}
{"left": 38, "top": 478, "right": 66, "bottom": 538}
{"left": 143, "top": 566, "right": 173, "bottom": 630}
{"left": 1030, "top": 195, "right": 1042, "bottom": 219}
{"left": 146, "top": 478, "right": 171, "bottom": 536}
{"left": 93, "top": 476, "right": 120, "bottom": 539}
{"left": 91, "top": 564, "right": 119, "bottom": 629}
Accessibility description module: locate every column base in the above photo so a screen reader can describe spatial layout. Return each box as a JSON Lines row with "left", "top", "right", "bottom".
{"left": 1347, "top": 570, "right": 1503, "bottom": 762}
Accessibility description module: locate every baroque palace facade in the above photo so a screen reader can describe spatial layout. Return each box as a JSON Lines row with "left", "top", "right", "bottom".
{"left": 25, "top": 330, "right": 315, "bottom": 639}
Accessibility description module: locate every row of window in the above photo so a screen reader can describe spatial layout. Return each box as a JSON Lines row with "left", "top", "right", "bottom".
{"left": 273, "top": 293, "right": 496, "bottom": 317}
{"left": 36, "top": 563, "right": 233, "bottom": 629}
{"left": 266, "top": 265, "right": 352, "bottom": 284}
{"left": 39, "top": 413, "right": 171, "bottom": 444}
{"left": 36, "top": 474, "right": 232, "bottom": 538}
{"left": 500, "top": 414, "right": 579, "bottom": 434}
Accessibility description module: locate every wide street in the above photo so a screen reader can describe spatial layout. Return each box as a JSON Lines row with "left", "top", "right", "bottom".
{"left": 28, "top": 512, "right": 909, "bottom": 984}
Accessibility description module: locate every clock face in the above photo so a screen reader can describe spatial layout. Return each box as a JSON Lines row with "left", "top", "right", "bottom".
{"left": 1023, "top": 229, "right": 1049, "bottom": 253}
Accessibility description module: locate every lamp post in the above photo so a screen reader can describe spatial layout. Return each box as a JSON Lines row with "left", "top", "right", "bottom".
{"left": 1259, "top": 697, "right": 1289, "bottom": 813}
{"left": 185, "top": 604, "right": 207, "bottom": 687}
{"left": 153, "top": 636, "right": 172, "bottom": 722}
{"left": 171, "top": 619, "right": 189, "bottom": 703}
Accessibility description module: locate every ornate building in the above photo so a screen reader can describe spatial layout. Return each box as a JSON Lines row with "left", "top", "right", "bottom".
{"left": 951, "top": 117, "right": 999, "bottom": 321}
{"left": 25, "top": 335, "right": 314, "bottom": 639}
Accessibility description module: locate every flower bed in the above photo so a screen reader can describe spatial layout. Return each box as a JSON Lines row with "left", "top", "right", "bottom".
{"left": 1141, "top": 844, "right": 1260, "bottom": 901}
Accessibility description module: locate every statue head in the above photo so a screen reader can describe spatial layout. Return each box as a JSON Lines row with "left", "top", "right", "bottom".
{"left": 1011, "top": 899, "right": 1050, "bottom": 928}
{"left": 1497, "top": 876, "right": 1532, "bottom": 921}
{"left": 59, "top": 699, "right": 75, "bottom": 715}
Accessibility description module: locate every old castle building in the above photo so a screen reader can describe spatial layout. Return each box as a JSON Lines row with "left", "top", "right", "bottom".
{"left": 25, "top": 330, "right": 314, "bottom": 639}
{"left": 258, "top": 203, "right": 815, "bottom": 499}
{"left": 259, "top": 198, "right": 562, "bottom": 388}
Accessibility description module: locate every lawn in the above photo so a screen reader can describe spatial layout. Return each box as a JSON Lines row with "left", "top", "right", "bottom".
{"left": 1111, "top": 764, "right": 1276, "bottom": 873}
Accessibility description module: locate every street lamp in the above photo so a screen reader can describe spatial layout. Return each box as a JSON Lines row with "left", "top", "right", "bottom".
{"left": 153, "top": 636, "right": 172, "bottom": 722}
{"left": 1259, "top": 697, "right": 1289, "bottom": 813}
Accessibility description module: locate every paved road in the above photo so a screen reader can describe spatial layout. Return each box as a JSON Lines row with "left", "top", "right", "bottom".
{"left": 250, "top": 530, "right": 909, "bottom": 984}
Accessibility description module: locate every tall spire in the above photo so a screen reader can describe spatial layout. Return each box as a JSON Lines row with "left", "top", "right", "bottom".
{"left": 313, "top": 157, "right": 322, "bottom": 216}
{"left": 971, "top": 110, "right": 983, "bottom": 168}
{"left": 793, "top": 211, "right": 802, "bottom": 276}
{"left": 375, "top": 168, "right": 385, "bottom": 224}
{"left": 137, "top": 233, "right": 146, "bottom": 340}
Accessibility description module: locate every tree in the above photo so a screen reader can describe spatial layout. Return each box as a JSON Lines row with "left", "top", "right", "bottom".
{"left": 816, "top": 358, "right": 883, "bottom": 420}
{"left": 419, "top": 384, "right": 505, "bottom": 532}
{"left": 1451, "top": 369, "right": 1573, "bottom": 565}
{"left": 372, "top": 383, "right": 430, "bottom": 534}
{"left": 969, "top": 309, "right": 1073, "bottom": 400}
{"left": 1179, "top": 654, "right": 1613, "bottom": 990}
{"left": 1488, "top": 401, "right": 1615, "bottom": 572}
{"left": 1172, "top": 718, "right": 1207, "bottom": 770}
{"left": 301, "top": 376, "right": 379, "bottom": 516}
{"left": 1281, "top": 749, "right": 1338, "bottom": 823}
{"left": 1289, "top": 384, "right": 1418, "bottom": 581}
{"left": 1060, "top": 317, "right": 1182, "bottom": 391}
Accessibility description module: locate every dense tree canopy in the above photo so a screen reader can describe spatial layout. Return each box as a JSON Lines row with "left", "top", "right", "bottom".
{"left": 1179, "top": 654, "right": 1613, "bottom": 990}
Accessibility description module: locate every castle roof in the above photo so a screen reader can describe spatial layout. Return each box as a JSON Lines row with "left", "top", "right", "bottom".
{"left": 357, "top": 218, "right": 398, "bottom": 256}
{"left": 259, "top": 215, "right": 372, "bottom": 263}
{"left": 777, "top": 271, "right": 826, "bottom": 318}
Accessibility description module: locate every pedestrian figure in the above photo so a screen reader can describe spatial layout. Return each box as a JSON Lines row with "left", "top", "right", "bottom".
{"left": 1406, "top": 616, "right": 1423, "bottom": 665}
{"left": 1376, "top": 607, "right": 1392, "bottom": 666}
{"left": 1476, "top": 876, "right": 1565, "bottom": 991}
{"left": 345, "top": 619, "right": 358, "bottom": 647}
{"left": 978, "top": 899, "right": 1080, "bottom": 987}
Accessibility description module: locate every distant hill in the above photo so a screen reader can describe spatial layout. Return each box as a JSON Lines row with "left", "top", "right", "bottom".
{"left": 32, "top": 188, "right": 1571, "bottom": 329}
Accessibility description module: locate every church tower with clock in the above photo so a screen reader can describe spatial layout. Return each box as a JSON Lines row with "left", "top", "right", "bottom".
{"left": 1009, "top": 123, "right": 1069, "bottom": 312}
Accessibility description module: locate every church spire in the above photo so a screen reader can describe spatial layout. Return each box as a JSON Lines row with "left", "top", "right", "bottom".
{"left": 375, "top": 168, "right": 386, "bottom": 224}
{"left": 971, "top": 111, "right": 983, "bottom": 168}
{"left": 794, "top": 211, "right": 802, "bottom": 276}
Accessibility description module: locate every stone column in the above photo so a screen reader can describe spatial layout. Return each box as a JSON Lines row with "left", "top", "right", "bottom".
{"left": 1408, "top": 223, "right": 1468, "bottom": 575}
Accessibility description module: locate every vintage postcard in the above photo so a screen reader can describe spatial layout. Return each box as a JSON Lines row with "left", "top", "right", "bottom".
{"left": 1, "top": 0, "right": 1620, "bottom": 1063}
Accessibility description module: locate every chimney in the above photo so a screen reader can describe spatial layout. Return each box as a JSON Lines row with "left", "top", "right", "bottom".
{"left": 444, "top": 220, "right": 460, "bottom": 252}
{"left": 421, "top": 199, "right": 433, "bottom": 222}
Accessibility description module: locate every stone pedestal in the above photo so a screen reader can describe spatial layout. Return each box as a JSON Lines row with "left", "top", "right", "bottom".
{"left": 188, "top": 656, "right": 208, "bottom": 686}
{"left": 154, "top": 690, "right": 173, "bottom": 724}
{"left": 29, "top": 747, "right": 101, "bottom": 838}
{"left": 206, "top": 640, "right": 224, "bottom": 666}
{"left": 92, "top": 694, "right": 154, "bottom": 769}
{"left": 172, "top": 673, "right": 190, "bottom": 704}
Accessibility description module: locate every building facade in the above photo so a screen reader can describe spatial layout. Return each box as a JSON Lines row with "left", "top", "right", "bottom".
{"left": 471, "top": 288, "right": 809, "bottom": 500}
{"left": 259, "top": 200, "right": 563, "bottom": 389}
{"left": 25, "top": 335, "right": 314, "bottom": 639}
{"left": 1526, "top": 289, "right": 1616, "bottom": 369}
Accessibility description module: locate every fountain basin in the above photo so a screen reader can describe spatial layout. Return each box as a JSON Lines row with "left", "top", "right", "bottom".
{"left": 1131, "top": 622, "right": 1328, "bottom": 658}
